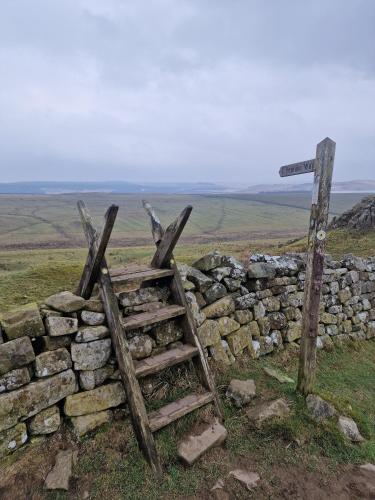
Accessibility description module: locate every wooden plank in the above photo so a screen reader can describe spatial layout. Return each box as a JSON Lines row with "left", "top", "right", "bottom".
{"left": 134, "top": 344, "right": 199, "bottom": 378}
{"left": 143, "top": 201, "right": 223, "bottom": 421}
{"left": 142, "top": 200, "right": 164, "bottom": 244}
{"left": 150, "top": 206, "right": 192, "bottom": 268}
{"left": 295, "top": 138, "right": 336, "bottom": 395}
{"left": 77, "top": 204, "right": 118, "bottom": 299}
{"left": 123, "top": 304, "right": 186, "bottom": 330}
{"left": 148, "top": 392, "right": 214, "bottom": 432}
{"left": 77, "top": 201, "right": 162, "bottom": 477}
{"left": 279, "top": 158, "right": 315, "bottom": 177}
{"left": 110, "top": 264, "right": 151, "bottom": 277}
{"left": 111, "top": 267, "right": 174, "bottom": 285}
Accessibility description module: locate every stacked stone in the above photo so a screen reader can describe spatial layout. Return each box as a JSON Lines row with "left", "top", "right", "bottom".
{"left": 0, "top": 291, "right": 127, "bottom": 459}
{"left": 178, "top": 251, "right": 375, "bottom": 365}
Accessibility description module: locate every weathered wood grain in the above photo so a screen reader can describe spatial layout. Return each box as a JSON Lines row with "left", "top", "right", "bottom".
{"left": 294, "top": 138, "right": 336, "bottom": 394}
{"left": 123, "top": 304, "right": 185, "bottom": 330}
{"left": 77, "top": 201, "right": 162, "bottom": 477}
{"left": 77, "top": 204, "right": 118, "bottom": 299}
{"left": 279, "top": 159, "right": 315, "bottom": 177}
{"left": 134, "top": 344, "right": 199, "bottom": 378}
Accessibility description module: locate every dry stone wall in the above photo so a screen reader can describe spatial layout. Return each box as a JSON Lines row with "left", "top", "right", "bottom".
{"left": 1, "top": 251, "right": 375, "bottom": 460}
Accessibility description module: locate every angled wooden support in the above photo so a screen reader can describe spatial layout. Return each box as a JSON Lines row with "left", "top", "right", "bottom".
{"left": 77, "top": 204, "right": 118, "bottom": 299}
{"left": 150, "top": 205, "right": 193, "bottom": 268}
{"left": 142, "top": 200, "right": 223, "bottom": 420}
{"left": 279, "top": 138, "right": 336, "bottom": 395}
{"left": 77, "top": 201, "right": 162, "bottom": 477}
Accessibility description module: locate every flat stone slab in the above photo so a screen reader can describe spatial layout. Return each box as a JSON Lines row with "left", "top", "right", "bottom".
{"left": 75, "top": 326, "right": 109, "bottom": 343}
{"left": 0, "top": 369, "right": 76, "bottom": 432}
{"left": 45, "top": 291, "right": 86, "bottom": 313}
{"left": 0, "top": 337, "right": 35, "bottom": 376}
{"left": 0, "top": 303, "right": 45, "bottom": 340}
{"left": 177, "top": 419, "right": 227, "bottom": 465}
{"left": 44, "top": 449, "right": 76, "bottom": 491}
{"left": 247, "top": 398, "right": 290, "bottom": 427}
{"left": 0, "top": 366, "right": 31, "bottom": 393}
{"left": 34, "top": 348, "right": 72, "bottom": 378}
{"left": 64, "top": 382, "right": 126, "bottom": 416}
{"left": 228, "top": 469, "right": 260, "bottom": 490}
{"left": 70, "top": 409, "right": 112, "bottom": 436}
{"left": 71, "top": 338, "right": 111, "bottom": 370}
{"left": 45, "top": 317, "right": 78, "bottom": 337}
{"left": 263, "top": 367, "right": 294, "bottom": 384}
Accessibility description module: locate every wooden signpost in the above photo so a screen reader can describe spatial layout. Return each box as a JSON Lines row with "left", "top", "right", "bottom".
{"left": 279, "top": 137, "right": 336, "bottom": 394}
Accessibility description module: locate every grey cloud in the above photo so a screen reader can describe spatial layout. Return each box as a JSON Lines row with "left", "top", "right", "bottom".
{"left": 0, "top": 0, "right": 374, "bottom": 183}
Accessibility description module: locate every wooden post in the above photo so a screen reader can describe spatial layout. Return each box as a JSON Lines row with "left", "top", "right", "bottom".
{"left": 279, "top": 137, "right": 336, "bottom": 395}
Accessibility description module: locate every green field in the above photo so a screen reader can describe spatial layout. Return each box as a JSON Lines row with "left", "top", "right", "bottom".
{"left": 0, "top": 191, "right": 373, "bottom": 312}
{"left": 0, "top": 192, "right": 368, "bottom": 250}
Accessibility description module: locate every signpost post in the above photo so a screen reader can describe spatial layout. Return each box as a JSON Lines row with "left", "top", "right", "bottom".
{"left": 279, "top": 137, "right": 336, "bottom": 395}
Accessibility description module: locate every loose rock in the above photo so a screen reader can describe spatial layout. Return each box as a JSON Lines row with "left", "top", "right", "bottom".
{"left": 263, "top": 367, "right": 293, "bottom": 384}
{"left": 306, "top": 394, "right": 336, "bottom": 421}
{"left": 338, "top": 415, "right": 365, "bottom": 442}
{"left": 228, "top": 469, "right": 260, "bottom": 491}
{"left": 44, "top": 449, "right": 75, "bottom": 491}
{"left": 247, "top": 398, "right": 290, "bottom": 427}
{"left": 226, "top": 379, "right": 256, "bottom": 407}
{"left": 70, "top": 410, "right": 112, "bottom": 436}
{"left": 64, "top": 382, "right": 126, "bottom": 416}
{"left": 177, "top": 419, "right": 227, "bottom": 465}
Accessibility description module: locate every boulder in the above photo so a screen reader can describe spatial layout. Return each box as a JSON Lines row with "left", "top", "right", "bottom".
{"left": 118, "top": 287, "right": 169, "bottom": 307}
{"left": 226, "top": 379, "right": 256, "bottom": 407}
{"left": 45, "top": 316, "right": 78, "bottom": 337}
{"left": 34, "top": 348, "right": 72, "bottom": 378}
{"left": 185, "top": 292, "right": 206, "bottom": 327}
{"left": 197, "top": 320, "right": 221, "bottom": 348}
{"left": 306, "top": 394, "right": 336, "bottom": 421}
{"left": 45, "top": 291, "right": 86, "bottom": 313}
{"left": 209, "top": 341, "right": 233, "bottom": 365}
{"left": 247, "top": 398, "right": 290, "bottom": 427}
{"left": 204, "top": 283, "right": 227, "bottom": 304}
{"left": 64, "top": 382, "right": 126, "bottom": 416}
{"left": 84, "top": 299, "right": 104, "bottom": 313}
{"left": 248, "top": 262, "right": 276, "bottom": 279}
{"left": 0, "top": 336, "right": 35, "bottom": 376}
{"left": 44, "top": 449, "right": 75, "bottom": 491}
{"left": 226, "top": 325, "right": 252, "bottom": 356}
{"left": 177, "top": 419, "right": 227, "bottom": 465}
{"left": 28, "top": 405, "right": 60, "bottom": 435}
{"left": 75, "top": 326, "right": 109, "bottom": 343}
{"left": 40, "top": 335, "right": 72, "bottom": 351}
{"left": 0, "top": 423, "right": 28, "bottom": 458}
{"left": 128, "top": 335, "right": 153, "bottom": 359}
{"left": 203, "top": 296, "right": 235, "bottom": 318}
{"left": 71, "top": 339, "right": 112, "bottom": 370}
{"left": 0, "top": 303, "right": 44, "bottom": 340}
{"left": 192, "top": 251, "right": 223, "bottom": 271}
{"left": 0, "top": 367, "right": 31, "bottom": 393}
{"left": 151, "top": 321, "right": 183, "bottom": 347}
{"left": 338, "top": 415, "right": 365, "bottom": 442}
{"left": 70, "top": 410, "right": 112, "bottom": 437}
{"left": 284, "top": 322, "right": 302, "bottom": 342}
{"left": 233, "top": 309, "right": 253, "bottom": 324}
{"left": 234, "top": 293, "right": 257, "bottom": 310}
{"left": 0, "top": 369, "right": 76, "bottom": 432}
{"left": 80, "top": 310, "right": 106, "bottom": 326}
{"left": 268, "top": 312, "right": 287, "bottom": 330}
{"left": 217, "top": 317, "right": 240, "bottom": 336}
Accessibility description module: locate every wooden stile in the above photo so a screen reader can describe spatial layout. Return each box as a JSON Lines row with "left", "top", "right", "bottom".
{"left": 77, "top": 201, "right": 162, "bottom": 477}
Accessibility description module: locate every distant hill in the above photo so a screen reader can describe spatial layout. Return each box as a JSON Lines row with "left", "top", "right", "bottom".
{"left": 0, "top": 181, "right": 226, "bottom": 195}
{"left": 245, "top": 179, "right": 375, "bottom": 194}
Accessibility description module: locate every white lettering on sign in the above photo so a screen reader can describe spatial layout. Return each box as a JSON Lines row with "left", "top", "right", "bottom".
{"left": 279, "top": 159, "right": 315, "bottom": 177}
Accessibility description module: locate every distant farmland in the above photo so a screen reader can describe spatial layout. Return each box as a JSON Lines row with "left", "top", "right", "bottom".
{"left": 0, "top": 192, "right": 369, "bottom": 250}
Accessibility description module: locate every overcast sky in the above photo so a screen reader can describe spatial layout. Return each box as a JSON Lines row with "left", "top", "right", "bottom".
{"left": 1, "top": 0, "right": 374, "bottom": 185}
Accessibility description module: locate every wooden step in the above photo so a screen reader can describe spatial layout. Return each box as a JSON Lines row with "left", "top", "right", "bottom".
{"left": 122, "top": 304, "right": 186, "bottom": 330}
{"left": 134, "top": 344, "right": 199, "bottom": 378}
{"left": 110, "top": 264, "right": 174, "bottom": 286}
{"left": 148, "top": 392, "right": 214, "bottom": 432}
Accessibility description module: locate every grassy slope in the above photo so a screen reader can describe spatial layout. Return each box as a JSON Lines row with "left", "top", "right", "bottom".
{"left": 4, "top": 341, "right": 373, "bottom": 499}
